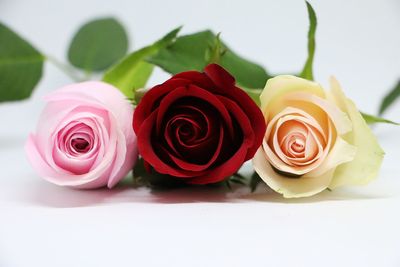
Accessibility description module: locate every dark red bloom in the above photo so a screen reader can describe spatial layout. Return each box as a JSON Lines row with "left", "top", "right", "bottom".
{"left": 133, "top": 64, "right": 266, "bottom": 184}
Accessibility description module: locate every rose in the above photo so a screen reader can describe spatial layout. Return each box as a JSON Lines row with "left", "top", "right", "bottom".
{"left": 25, "top": 81, "right": 137, "bottom": 189}
{"left": 253, "top": 75, "right": 384, "bottom": 198}
{"left": 133, "top": 64, "right": 266, "bottom": 184}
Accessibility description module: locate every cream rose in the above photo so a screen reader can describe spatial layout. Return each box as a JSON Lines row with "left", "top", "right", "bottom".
{"left": 252, "top": 75, "right": 384, "bottom": 198}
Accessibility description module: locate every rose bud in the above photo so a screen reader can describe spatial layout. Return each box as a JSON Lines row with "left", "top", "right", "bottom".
{"left": 25, "top": 81, "right": 137, "bottom": 189}
{"left": 253, "top": 75, "right": 384, "bottom": 198}
{"left": 133, "top": 64, "right": 266, "bottom": 184}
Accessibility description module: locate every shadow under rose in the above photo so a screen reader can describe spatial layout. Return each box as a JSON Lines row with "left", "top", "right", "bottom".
{"left": 21, "top": 176, "right": 392, "bottom": 208}
{"left": 25, "top": 177, "right": 238, "bottom": 208}
{"left": 244, "top": 184, "right": 391, "bottom": 204}
{"left": 24, "top": 179, "right": 132, "bottom": 208}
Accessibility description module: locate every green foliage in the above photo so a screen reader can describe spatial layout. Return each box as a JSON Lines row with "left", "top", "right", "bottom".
{"left": 241, "top": 87, "right": 262, "bottom": 106}
{"left": 249, "top": 172, "right": 262, "bottom": 192}
{"left": 133, "top": 158, "right": 187, "bottom": 189}
{"left": 361, "top": 112, "right": 399, "bottom": 125}
{"left": 68, "top": 18, "right": 128, "bottom": 72}
{"left": 103, "top": 27, "right": 181, "bottom": 98}
{"left": 378, "top": 80, "right": 400, "bottom": 115}
{"left": 220, "top": 49, "right": 270, "bottom": 89}
{"left": 0, "top": 22, "right": 44, "bottom": 102}
{"left": 228, "top": 173, "right": 247, "bottom": 186}
{"left": 205, "top": 32, "right": 226, "bottom": 64}
{"left": 299, "top": 1, "right": 317, "bottom": 81}
{"left": 148, "top": 30, "right": 215, "bottom": 73}
{"left": 148, "top": 30, "right": 270, "bottom": 89}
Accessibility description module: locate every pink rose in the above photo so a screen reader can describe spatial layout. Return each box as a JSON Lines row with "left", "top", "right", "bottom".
{"left": 25, "top": 81, "right": 137, "bottom": 189}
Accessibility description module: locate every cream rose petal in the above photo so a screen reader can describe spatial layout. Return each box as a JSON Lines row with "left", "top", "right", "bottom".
{"left": 260, "top": 75, "right": 326, "bottom": 118}
{"left": 285, "top": 92, "right": 352, "bottom": 135}
{"left": 327, "top": 77, "right": 384, "bottom": 188}
{"left": 307, "top": 136, "right": 357, "bottom": 177}
{"left": 253, "top": 148, "right": 335, "bottom": 198}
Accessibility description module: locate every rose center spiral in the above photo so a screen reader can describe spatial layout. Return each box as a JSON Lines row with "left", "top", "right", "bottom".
{"left": 292, "top": 138, "right": 304, "bottom": 151}
{"left": 71, "top": 137, "right": 90, "bottom": 153}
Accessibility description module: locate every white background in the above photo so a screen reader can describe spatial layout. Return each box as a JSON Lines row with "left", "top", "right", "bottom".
{"left": 1, "top": 0, "right": 400, "bottom": 266}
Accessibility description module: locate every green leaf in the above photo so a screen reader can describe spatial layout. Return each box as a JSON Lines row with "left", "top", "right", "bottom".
{"left": 68, "top": 18, "right": 128, "bottom": 72}
{"left": 229, "top": 178, "right": 246, "bottom": 186}
{"left": 361, "top": 112, "right": 399, "bottom": 125}
{"left": 103, "top": 27, "right": 181, "bottom": 98}
{"left": 133, "top": 158, "right": 187, "bottom": 189}
{"left": 249, "top": 172, "right": 262, "bottom": 193}
{"left": 0, "top": 22, "right": 44, "bottom": 102}
{"left": 241, "top": 87, "right": 262, "bottom": 106}
{"left": 299, "top": 1, "right": 317, "bottom": 81}
{"left": 148, "top": 30, "right": 213, "bottom": 73}
{"left": 205, "top": 32, "right": 226, "bottom": 65}
{"left": 221, "top": 50, "right": 270, "bottom": 89}
{"left": 378, "top": 80, "right": 400, "bottom": 115}
{"left": 148, "top": 30, "right": 270, "bottom": 89}
{"left": 133, "top": 88, "right": 148, "bottom": 105}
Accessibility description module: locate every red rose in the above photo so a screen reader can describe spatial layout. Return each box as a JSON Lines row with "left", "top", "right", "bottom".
{"left": 133, "top": 64, "right": 266, "bottom": 184}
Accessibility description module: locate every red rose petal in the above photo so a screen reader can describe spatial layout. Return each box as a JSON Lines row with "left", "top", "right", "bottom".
{"left": 186, "top": 88, "right": 261, "bottom": 184}
{"left": 163, "top": 114, "right": 204, "bottom": 159}
{"left": 153, "top": 143, "right": 209, "bottom": 178}
{"left": 133, "top": 78, "right": 192, "bottom": 133}
{"left": 187, "top": 143, "right": 248, "bottom": 184}
{"left": 163, "top": 102, "right": 220, "bottom": 165}
{"left": 217, "top": 95, "right": 255, "bottom": 150}
{"left": 161, "top": 124, "right": 224, "bottom": 172}
{"left": 173, "top": 70, "right": 214, "bottom": 90}
{"left": 155, "top": 85, "right": 234, "bottom": 138}
{"left": 224, "top": 86, "right": 266, "bottom": 159}
{"left": 204, "top": 63, "right": 235, "bottom": 90}
{"left": 135, "top": 64, "right": 266, "bottom": 184}
{"left": 137, "top": 109, "right": 202, "bottom": 178}
{"left": 205, "top": 64, "right": 265, "bottom": 159}
{"left": 174, "top": 104, "right": 215, "bottom": 142}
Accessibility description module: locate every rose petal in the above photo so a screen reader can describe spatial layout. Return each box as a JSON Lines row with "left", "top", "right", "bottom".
{"left": 253, "top": 148, "right": 335, "bottom": 198}
{"left": 263, "top": 107, "right": 328, "bottom": 175}
{"left": 204, "top": 63, "right": 236, "bottom": 90}
{"left": 133, "top": 78, "right": 193, "bottom": 133}
{"left": 155, "top": 85, "right": 234, "bottom": 137}
{"left": 307, "top": 136, "right": 356, "bottom": 177}
{"left": 137, "top": 110, "right": 201, "bottom": 178}
{"left": 158, "top": 124, "right": 224, "bottom": 172}
{"left": 260, "top": 75, "right": 326, "bottom": 120}
{"left": 285, "top": 92, "right": 352, "bottom": 135}
{"left": 327, "top": 77, "right": 384, "bottom": 188}
{"left": 187, "top": 96, "right": 255, "bottom": 184}
{"left": 173, "top": 70, "right": 214, "bottom": 90}
{"left": 45, "top": 82, "right": 132, "bottom": 132}
{"left": 26, "top": 81, "right": 137, "bottom": 189}
{"left": 187, "top": 143, "right": 248, "bottom": 185}
{"left": 205, "top": 64, "right": 265, "bottom": 158}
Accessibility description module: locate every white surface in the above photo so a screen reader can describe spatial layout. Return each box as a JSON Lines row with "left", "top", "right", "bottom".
{"left": 1, "top": 0, "right": 400, "bottom": 266}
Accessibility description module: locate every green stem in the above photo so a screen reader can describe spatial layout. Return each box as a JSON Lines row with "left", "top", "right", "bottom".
{"left": 83, "top": 68, "right": 93, "bottom": 81}
{"left": 46, "top": 55, "right": 81, "bottom": 82}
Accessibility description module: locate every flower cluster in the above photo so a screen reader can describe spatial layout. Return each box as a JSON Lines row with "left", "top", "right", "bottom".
{"left": 26, "top": 64, "right": 383, "bottom": 198}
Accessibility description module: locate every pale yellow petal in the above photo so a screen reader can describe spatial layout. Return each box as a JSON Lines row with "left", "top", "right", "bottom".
{"left": 260, "top": 75, "right": 325, "bottom": 119}
{"left": 307, "top": 136, "right": 357, "bottom": 177}
{"left": 285, "top": 92, "right": 352, "bottom": 135}
{"left": 327, "top": 77, "right": 384, "bottom": 188}
{"left": 253, "top": 148, "right": 334, "bottom": 198}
